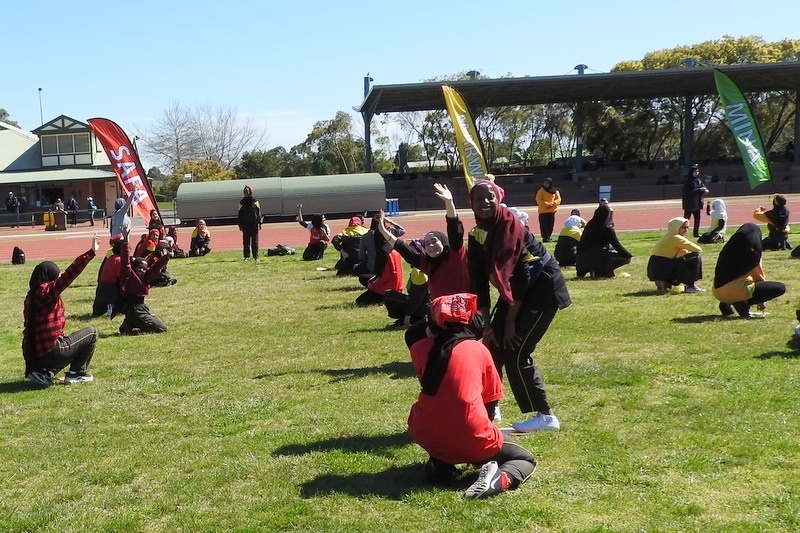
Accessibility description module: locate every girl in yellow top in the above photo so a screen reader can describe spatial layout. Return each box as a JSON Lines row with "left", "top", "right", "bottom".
{"left": 647, "top": 217, "right": 705, "bottom": 293}
{"left": 534, "top": 177, "right": 561, "bottom": 242}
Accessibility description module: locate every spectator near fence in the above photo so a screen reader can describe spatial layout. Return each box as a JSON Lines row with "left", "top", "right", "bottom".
{"left": 5, "top": 191, "right": 20, "bottom": 227}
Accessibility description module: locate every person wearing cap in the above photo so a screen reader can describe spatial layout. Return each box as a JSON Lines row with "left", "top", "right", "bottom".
{"left": 331, "top": 215, "right": 369, "bottom": 276}
{"left": 238, "top": 185, "right": 261, "bottom": 261}
{"left": 467, "top": 179, "right": 571, "bottom": 432}
{"left": 406, "top": 293, "right": 537, "bottom": 499}
{"left": 753, "top": 195, "right": 791, "bottom": 250}
{"left": 534, "top": 177, "right": 561, "bottom": 242}
{"left": 682, "top": 164, "right": 709, "bottom": 238}
{"left": 5, "top": 191, "right": 20, "bottom": 227}
{"left": 87, "top": 196, "right": 98, "bottom": 227}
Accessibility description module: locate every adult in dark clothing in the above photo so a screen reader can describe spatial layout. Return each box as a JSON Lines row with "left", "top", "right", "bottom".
{"left": 23, "top": 235, "right": 101, "bottom": 387}
{"left": 406, "top": 293, "right": 537, "bottom": 499}
{"left": 753, "top": 195, "right": 791, "bottom": 250}
{"left": 712, "top": 223, "right": 786, "bottom": 318}
{"left": 575, "top": 204, "right": 633, "bottom": 279}
{"left": 6, "top": 191, "right": 20, "bottom": 227}
{"left": 467, "top": 180, "right": 571, "bottom": 433}
{"left": 331, "top": 216, "right": 369, "bottom": 275}
{"left": 67, "top": 195, "right": 79, "bottom": 227}
{"left": 380, "top": 183, "right": 470, "bottom": 299}
{"left": 238, "top": 185, "right": 261, "bottom": 261}
{"left": 682, "top": 164, "right": 709, "bottom": 238}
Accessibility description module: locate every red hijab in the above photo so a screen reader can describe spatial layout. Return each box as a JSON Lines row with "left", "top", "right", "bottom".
{"left": 470, "top": 181, "right": 526, "bottom": 304}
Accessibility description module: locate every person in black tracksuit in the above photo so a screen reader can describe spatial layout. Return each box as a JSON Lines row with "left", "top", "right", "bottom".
{"left": 238, "top": 185, "right": 262, "bottom": 261}
{"left": 468, "top": 180, "right": 571, "bottom": 433}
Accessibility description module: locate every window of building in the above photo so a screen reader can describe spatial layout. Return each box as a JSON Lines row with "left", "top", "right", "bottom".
{"left": 41, "top": 133, "right": 91, "bottom": 155}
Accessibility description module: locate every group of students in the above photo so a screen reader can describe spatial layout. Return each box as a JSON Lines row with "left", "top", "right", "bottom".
{"left": 22, "top": 189, "right": 190, "bottom": 388}
{"left": 310, "top": 179, "right": 571, "bottom": 499}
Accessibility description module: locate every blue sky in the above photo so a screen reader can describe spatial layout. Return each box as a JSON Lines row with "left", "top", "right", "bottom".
{"left": 2, "top": 0, "right": 799, "bottom": 169}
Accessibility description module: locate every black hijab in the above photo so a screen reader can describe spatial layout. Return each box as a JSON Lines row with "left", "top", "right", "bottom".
{"left": 29, "top": 261, "right": 60, "bottom": 290}
{"left": 713, "top": 223, "right": 762, "bottom": 288}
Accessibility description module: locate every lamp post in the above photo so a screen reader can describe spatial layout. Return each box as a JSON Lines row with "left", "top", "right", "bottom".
{"left": 362, "top": 73, "right": 374, "bottom": 172}
{"left": 38, "top": 88, "right": 43, "bottom": 125}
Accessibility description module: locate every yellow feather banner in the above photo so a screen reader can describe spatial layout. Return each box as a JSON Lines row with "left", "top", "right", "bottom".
{"left": 442, "top": 85, "right": 490, "bottom": 190}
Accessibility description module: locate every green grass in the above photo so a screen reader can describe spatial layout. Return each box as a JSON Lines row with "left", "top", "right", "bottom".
{"left": 2, "top": 232, "right": 800, "bottom": 532}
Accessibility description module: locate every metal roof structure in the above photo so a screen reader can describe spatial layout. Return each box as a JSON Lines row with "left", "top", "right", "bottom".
{"left": 0, "top": 168, "right": 115, "bottom": 185}
{"left": 358, "top": 62, "right": 800, "bottom": 115}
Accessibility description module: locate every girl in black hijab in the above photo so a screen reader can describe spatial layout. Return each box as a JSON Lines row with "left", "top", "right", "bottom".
{"left": 712, "top": 223, "right": 786, "bottom": 317}
{"left": 575, "top": 203, "right": 632, "bottom": 278}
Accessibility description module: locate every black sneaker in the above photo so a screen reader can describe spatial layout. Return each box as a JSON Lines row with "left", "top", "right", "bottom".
{"left": 733, "top": 302, "right": 751, "bottom": 318}
{"left": 719, "top": 302, "right": 734, "bottom": 317}
{"left": 27, "top": 370, "right": 54, "bottom": 387}
{"left": 64, "top": 371, "right": 94, "bottom": 384}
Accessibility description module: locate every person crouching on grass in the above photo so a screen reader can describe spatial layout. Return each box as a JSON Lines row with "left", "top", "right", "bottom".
{"left": 118, "top": 239, "right": 169, "bottom": 335}
{"left": 23, "top": 234, "right": 101, "bottom": 387}
{"left": 406, "top": 293, "right": 537, "bottom": 499}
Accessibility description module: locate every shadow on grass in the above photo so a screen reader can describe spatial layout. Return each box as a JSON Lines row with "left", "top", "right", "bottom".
{"left": 300, "top": 464, "right": 437, "bottom": 499}
{"left": 274, "top": 431, "right": 413, "bottom": 457}
{"left": 756, "top": 338, "right": 800, "bottom": 359}
{"left": 0, "top": 380, "right": 50, "bottom": 394}
{"left": 624, "top": 290, "right": 664, "bottom": 297}
{"left": 671, "top": 314, "right": 748, "bottom": 324}
{"left": 323, "top": 361, "right": 414, "bottom": 380}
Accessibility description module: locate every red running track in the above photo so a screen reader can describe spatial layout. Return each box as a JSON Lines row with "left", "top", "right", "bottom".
{"left": 0, "top": 195, "right": 786, "bottom": 262}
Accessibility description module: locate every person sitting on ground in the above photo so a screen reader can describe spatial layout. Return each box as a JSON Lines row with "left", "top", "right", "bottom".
{"left": 134, "top": 229, "right": 160, "bottom": 259}
{"left": 23, "top": 234, "right": 101, "bottom": 387}
{"left": 379, "top": 183, "right": 470, "bottom": 300}
{"left": 355, "top": 211, "right": 404, "bottom": 306}
{"left": 355, "top": 214, "right": 405, "bottom": 277}
{"left": 383, "top": 264, "right": 430, "bottom": 329}
{"left": 753, "top": 195, "right": 791, "bottom": 250}
{"left": 406, "top": 293, "right": 537, "bottom": 499}
{"left": 575, "top": 203, "right": 632, "bottom": 279}
{"left": 553, "top": 209, "right": 586, "bottom": 267}
{"left": 92, "top": 235, "right": 125, "bottom": 318}
{"left": 296, "top": 204, "right": 331, "bottom": 261}
{"left": 331, "top": 216, "right": 369, "bottom": 276}
{"left": 712, "top": 223, "right": 786, "bottom": 318}
{"left": 118, "top": 240, "right": 170, "bottom": 335}
{"left": 189, "top": 219, "right": 212, "bottom": 257}
{"left": 647, "top": 217, "right": 705, "bottom": 293}
{"left": 698, "top": 199, "right": 728, "bottom": 244}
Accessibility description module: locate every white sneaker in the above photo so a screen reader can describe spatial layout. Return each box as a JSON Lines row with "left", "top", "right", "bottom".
{"left": 464, "top": 461, "right": 507, "bottom": 499}
{"left": 794, "top": 325, "right": 800, "bottom": 339}
{"left": 512, "top": 413, "right": 560, "bottom": 432}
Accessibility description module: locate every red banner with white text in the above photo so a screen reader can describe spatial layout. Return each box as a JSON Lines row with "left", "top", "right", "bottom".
{"left": 88, "top": 118, "right": 159, "bottom": 226}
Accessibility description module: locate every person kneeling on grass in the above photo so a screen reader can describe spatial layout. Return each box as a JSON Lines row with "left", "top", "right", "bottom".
{"left": 23, "top": 234, "right": 101, "bottom": 387}
{"left": 118, "top": 240, "right": 169, "bottom": 335}
{"left": 407, "top": 293, "right": 537, "bottom": 499}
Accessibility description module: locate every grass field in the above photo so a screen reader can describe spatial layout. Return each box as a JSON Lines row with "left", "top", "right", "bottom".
{"left": 2, "top": 232, "right": 799, "bottom": 532}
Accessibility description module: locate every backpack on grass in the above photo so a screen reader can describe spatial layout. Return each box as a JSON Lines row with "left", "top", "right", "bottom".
{"left": 12, "top": 246, "right": 25, "bottom": 265}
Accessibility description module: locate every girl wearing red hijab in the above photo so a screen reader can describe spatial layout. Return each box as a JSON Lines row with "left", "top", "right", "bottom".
{"left": 467, "top": 179, "right": 571, "bottom": 432}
